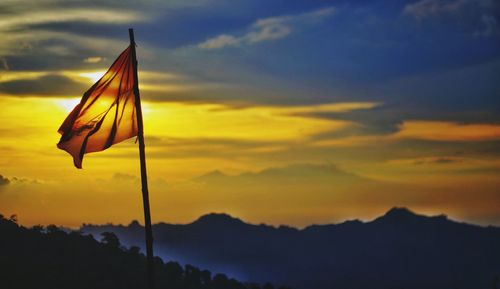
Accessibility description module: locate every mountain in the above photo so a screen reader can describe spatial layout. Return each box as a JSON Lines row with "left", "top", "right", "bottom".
{"left": 0, "top": 214, "right": 288, "bottom": 289}
{"left": 191, "top": 163, "right": 374, "bottom": 186}
{"left": 82, "top": 207, "right": 500, "bottom": 289}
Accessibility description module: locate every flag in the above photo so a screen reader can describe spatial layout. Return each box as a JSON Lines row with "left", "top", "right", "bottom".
{"left": 57, "top": 45, "right": 138, "bottom": 168}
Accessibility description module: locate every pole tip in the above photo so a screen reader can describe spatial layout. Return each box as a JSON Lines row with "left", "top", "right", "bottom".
{"left": 128, "top": 28, "right": 135, "bottom": 44}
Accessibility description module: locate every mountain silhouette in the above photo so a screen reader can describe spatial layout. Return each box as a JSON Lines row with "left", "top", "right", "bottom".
{"left": 190, "top": 163, "right": 376, "bottom": 187}
{"left": 193, "top": 170, "right": 228, "bottom": 183}
{"left": 380, "top": 206, "right": 417, "bottom": 219}
{"left": 82, "top": 207, "right": 500, "bottom": 289}
{"left": 0, "top": 213, "right": 289, "bottom": 289}
{"left": 192, "top": 213, "right": 246, "bottom": 228}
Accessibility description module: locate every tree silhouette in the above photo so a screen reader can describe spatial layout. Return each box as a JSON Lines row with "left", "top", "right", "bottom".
{"left": 101, "top": 231, "right": 121, "bottom": 248}
{"left": 0, "top": 213, "right": 289, "bottom": 289}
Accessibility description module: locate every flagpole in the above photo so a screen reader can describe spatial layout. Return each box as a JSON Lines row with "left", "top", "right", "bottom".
{"left": 129, "top": 28, "right": 155, "bottom": 289}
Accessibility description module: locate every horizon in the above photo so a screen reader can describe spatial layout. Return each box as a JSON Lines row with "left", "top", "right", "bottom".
{"left": 1, "top": 0, "right": 500, "bottom": 229}
{"left": 8, "top": 206, "right": 497, "bottom": 230}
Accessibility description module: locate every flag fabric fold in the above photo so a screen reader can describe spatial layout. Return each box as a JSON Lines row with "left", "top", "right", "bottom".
{"left": 57, "top": 45, "right": 138, "bottom": 168}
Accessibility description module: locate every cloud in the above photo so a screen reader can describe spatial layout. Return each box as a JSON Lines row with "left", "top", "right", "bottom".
{"left": 403, "top": 0, "right": 470, "bottom": 19}
{"left": 0, "top": 74, "right": 88, "bottom": 96}
{"left": 140, "top": 101, "right": 371, "bottom": 142}
{"left": 287, "top": 102, "right": 381, "bottom": 116}
{"left": 197, "top": 34, "right": 241, "bottom": 50}
{"left": 0, "top": 175, "right": 10, "bottom": 187}
{"left": 455, "top": 166, "right": 500, "bottom": 174}
{"left": 0, "top": 9, "right": 145, "bottom": 32}
{"left": 0, "top": 29, "right": 134, "bottom": 70}
{"left": 310, "top": 120, "right": 500, "bottom": 148}
{"left": 198, "top": 6, "right": 336, "bottom": 49}
{"left": 0, "top": 7, "right": 143, "bottom": 60}
{"left": 0, "top": 68, "right": 214, "bottom": 102}
{"left": 475, "top": 14, "right": 499, "bottom": 36}
{"left": 0, "top": 1, "right": 153, "bottom": 61}
{"left": 0, "top": 58, "right": 9, "bottom": 70}
{"left": 403, "top": 0, "right": 498, "bottom": 21}
{"left": 245, "top": 18, "right": 292, "bottom": 43}
{"left": 412, "top": 157, "right": 463, "bottom": 165}
{"left": 0, "top": 68, "right": 188, "bottom": 98}
{"left": 62, "top": 100, "right": 377, "bottom": 161}
{"left": 394, "top": 121, "right": 500, "bottom": 141}
{"left": 0, "top": 174, "right": 40, "bottom": 187}
{"left": 83, "top": 57, "right": 105, "bottom": 64}
{"left": 112, "top": 173, "right": 139, "bottom": 182}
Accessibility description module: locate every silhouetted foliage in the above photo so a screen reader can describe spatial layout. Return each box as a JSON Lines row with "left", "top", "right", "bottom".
{"left": 101, "top": 231, "right": 121, "bottom": 248}
{"left": 0, "top": 214, "right": 287, "bottom": 289}
{"left": 9, "top": 214, "right": 17, "bottom": 223}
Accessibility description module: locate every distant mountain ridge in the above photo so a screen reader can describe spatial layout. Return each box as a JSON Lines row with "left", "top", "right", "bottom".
{"left": 191, "top": 163, "right": 376, "bottom": 187}
{"left": 81, "top": 208, "right": 500, "bottom": 289}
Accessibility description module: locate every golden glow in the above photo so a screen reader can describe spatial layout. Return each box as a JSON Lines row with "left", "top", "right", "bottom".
{"left": 283, "top": 102, "right": 380, "bottom": 114}
{"left": 83, "top": 57, "right": 104, "bottom": 63}
{"left": 0, "top": 96, "right": 369, "bottom": 179}
{"left": 145, "top": 102, "right": 356, "bottom": 141}
{"left": 56, "top": 98, "right": 81, "bottom": 113}
{"left": 395, "top": 121, "right": 500, "bottom": 141}
{"left": 2, "top": 1, "right": 499, "bottom": 230}
{"left": 78, "top": 71, "right": 106, "bottom": 83}
{"left": 1, "top": 95, "right": 500, "bottom": 228}
{"left": 0, "top": 71, "right": 48, "bottom": 82}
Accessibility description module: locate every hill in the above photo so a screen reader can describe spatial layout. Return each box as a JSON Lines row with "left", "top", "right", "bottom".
{"left": 82, "top": 207, "right": 500, "bottom": 289}
{"left": 0, "top": 214, "right": 289, "bottom": 289}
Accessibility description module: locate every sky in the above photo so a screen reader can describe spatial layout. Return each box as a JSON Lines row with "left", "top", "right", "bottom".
{"left": 0, "top": 0, "right": 499, "bottom": 228}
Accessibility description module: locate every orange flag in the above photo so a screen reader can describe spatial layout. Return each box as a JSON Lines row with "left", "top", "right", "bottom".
{"left": 57, "top": 46, "right": 138, "bottom": 168}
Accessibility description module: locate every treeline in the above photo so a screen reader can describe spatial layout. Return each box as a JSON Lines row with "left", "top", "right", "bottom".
{"left": 0, "top": 214, "right": 291, "bottom": 289}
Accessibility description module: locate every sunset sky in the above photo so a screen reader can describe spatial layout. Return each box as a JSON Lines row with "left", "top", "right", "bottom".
{"left": 0, "top": 0, "right": 499, "bottom": 228}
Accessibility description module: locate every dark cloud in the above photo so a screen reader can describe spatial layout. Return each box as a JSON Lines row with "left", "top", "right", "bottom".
{"left": 293, "top": 105, "right": 403, "bottom": 137}
{"left": 413, "top": 157, "right": 462, "bottom": 165}
{"left": 432, "top": 158, "right": 460, "bottom": 164}
{"left": 4, "top": 38, "right": 123, "bottom": 71}
{"left": 455, "top": 166, "right": 500, "bottom": 174}
{"left": 0, "top": 58, "right": 9, "bottom": 70}
{"left": 112, "top": 173, "right": 139, "bottom": 182}
{"left": 7, "top": 177, "right": 42, "bottom": 185}
{"left": 0, "top": 175, "right": 10, "bottom": 186}
{"left": 0, "top": 74, "right": 88, "bottom": 96}
{"left": 0, "top": 0, "right": 498, "bottom": 130}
